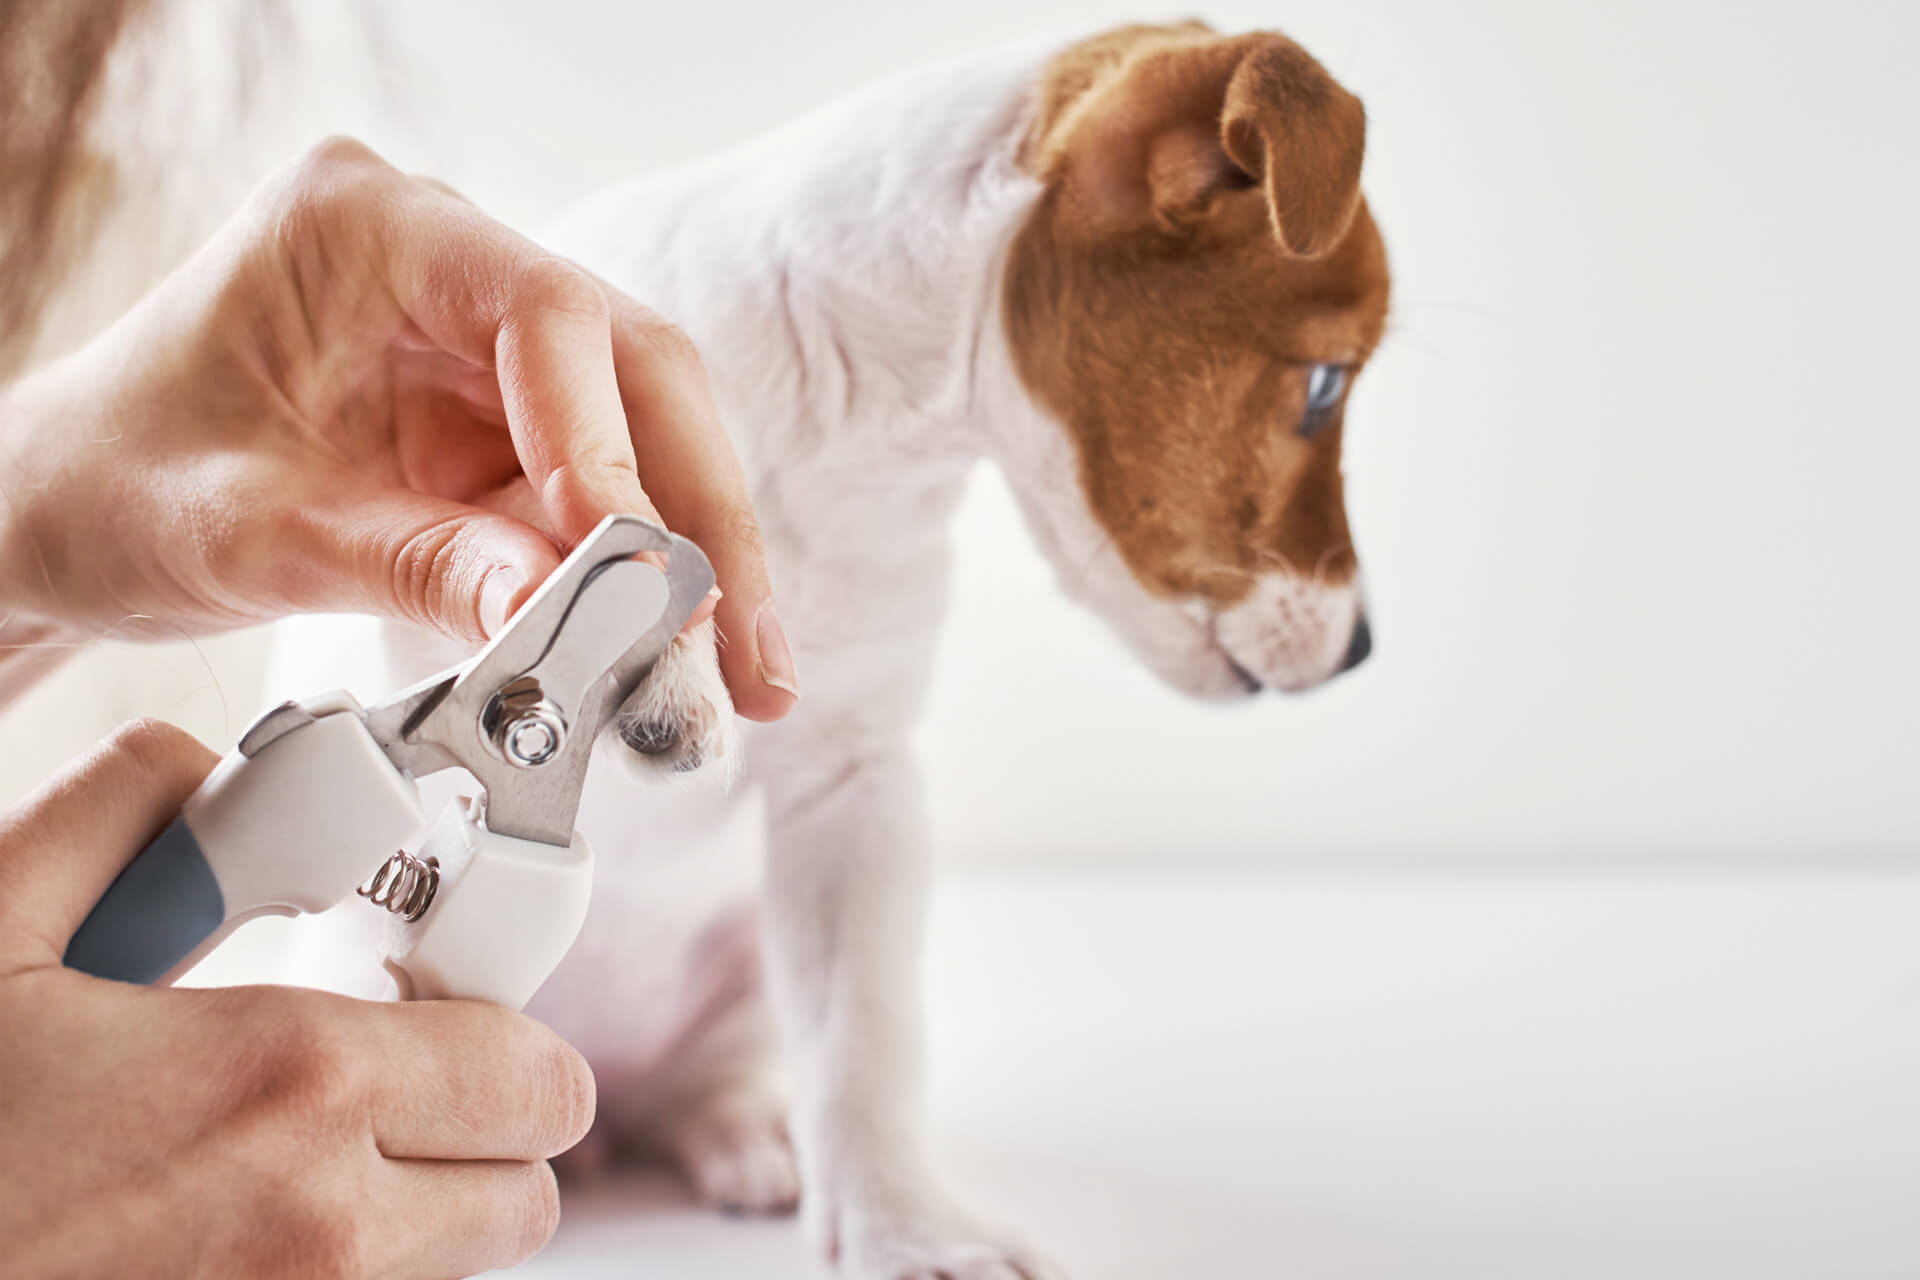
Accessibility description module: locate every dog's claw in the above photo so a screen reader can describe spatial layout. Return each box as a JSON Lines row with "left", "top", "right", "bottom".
{"left": 619, "top": 718, "right": 679, "bottom": 755}
{"left": 611, "top": 621, "right": 737, "bottom": 781}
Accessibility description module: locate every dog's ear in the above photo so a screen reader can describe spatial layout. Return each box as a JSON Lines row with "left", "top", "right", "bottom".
{"left": 1039, "top": 30, "right": 1366, "bottom": 257}
{"left": 1220, "top": 38, "right": 1367, "bottom": 258}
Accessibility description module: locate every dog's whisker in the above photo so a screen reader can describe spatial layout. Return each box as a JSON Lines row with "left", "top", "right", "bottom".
{"left": 1310, "top": 543, "right": 1354, "bottom": 588}
{"left": 1195, "top": 564, "right": 1258, "bottom": 590}
{"left": 1253, "top": 546, "right": 1302, "bottom": 579}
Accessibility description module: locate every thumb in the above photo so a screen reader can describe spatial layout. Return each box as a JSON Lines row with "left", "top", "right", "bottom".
{"left": 299, "top": 487, "right": 564, "bottom": 644}
{"left": 0, "top": 720, "right": 216, "bottom": 971}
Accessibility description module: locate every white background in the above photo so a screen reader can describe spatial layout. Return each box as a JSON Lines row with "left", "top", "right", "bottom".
{"left": 8, "top": 0, "right": 1913, "bottom": 866}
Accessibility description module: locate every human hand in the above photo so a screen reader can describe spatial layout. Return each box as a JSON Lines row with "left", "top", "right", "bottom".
{"left": 0, "top": 720, "right": 597, "bottom": 1277}
{"left": 0, "top": 137, "right": 796, "bottom": 720}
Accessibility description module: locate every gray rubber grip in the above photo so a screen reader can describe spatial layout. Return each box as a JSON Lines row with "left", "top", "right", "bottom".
{"left": 64, "top": 816, "right": 227, "bottom": 985}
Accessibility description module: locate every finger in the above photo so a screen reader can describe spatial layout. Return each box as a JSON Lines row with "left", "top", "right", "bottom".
{"left": 477, "top": 477, "right": 721, "bottom": 631}
{"left": 364, "top": 183, "right": 662, "bottom": 547}
{"left": 288, "top": 484, "right": 563, "bottom": 643}
{"left": 381, "top": 1158, "right": 563, "bottom": 1277}
{"left": 366, "top": 998, "right": 595, "bottom": 1162}
{"left": 472, "top": 473, "right": 548, "bottom": 531}
{"left": 495, "top": 266, "right": 666, "bottom": 546}
{"left": 604, "top": 293, "right": 800, "bottom": 721}
{"left": 0, "top": 720, "right": 216, "bottom": 969}
{"left": 315, "top": 164, "right": 732, "bottom": 642}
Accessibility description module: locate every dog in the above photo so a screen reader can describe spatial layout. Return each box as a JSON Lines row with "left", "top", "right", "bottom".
{"left": 292, "top": 20, "right": 1390, "bottom": 1277}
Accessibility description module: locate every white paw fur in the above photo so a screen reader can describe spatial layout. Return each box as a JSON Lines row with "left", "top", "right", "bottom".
{"left": 809, "top": 1170, "right": 1062, "bottom": 1280}
{"left": 612, "top": 620, "right": 739, "bottom": 781}
{"left": 659, "top": 1080, "right": 801, "bottom": 1215}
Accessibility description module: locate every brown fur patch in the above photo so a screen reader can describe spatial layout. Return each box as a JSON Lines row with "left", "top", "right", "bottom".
{"left": 1005, "top": 23, "right": 1390, "bottom": 605}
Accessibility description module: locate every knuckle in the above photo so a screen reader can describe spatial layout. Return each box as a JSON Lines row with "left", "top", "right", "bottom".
{"left": 271, "top": 135, "right": 388, "bottom": 220}
{"left": 260, "top": 1002, "right": 367, "bottom": 1126}
{"left": 513, "top": 254, "right": 610, "bottom": 327}
{"left": 255, "top": 139, "right": 395, "bottom": 333}
{"left": 678, "top": 498, "right": 765, "bottom": 575}
{"left": 715, "top": 500, "right": 768, "bottom": 559}
{"left": 535, "top": 455, "right": 649, "bottom": 539}
{"left": 620, "top": 304, "right": 709, "bottom": 381}
{"left": 634, "top": 314, "right": 702, "bottom": 369}
{"left": 410, "top": 172, "right": 473, "bottom": 206}
{"left": 544, "top": 454, "right": 643, "bottom": 501}
{"left": 303, "top": 134, "right": 382, "bottom": 175}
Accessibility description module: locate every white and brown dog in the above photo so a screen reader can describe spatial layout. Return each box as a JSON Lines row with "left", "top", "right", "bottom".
{"left": 7, "top": 10, "right": 1389, "bottom": 1277}
{"left": 470, "top": 21, "right": 1386, "bottom": 1278}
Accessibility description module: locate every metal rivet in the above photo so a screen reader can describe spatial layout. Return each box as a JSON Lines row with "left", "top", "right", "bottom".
{"left": 505, "top": 713, "right": 562, "bottom": 766}
{"left": 483, "top": 680, "right": 568, "bottom": 769}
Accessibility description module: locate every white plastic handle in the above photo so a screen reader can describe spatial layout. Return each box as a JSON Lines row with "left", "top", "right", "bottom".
{"left": 190, "top": 711, "right": 424, "bottom": 919}
{"left": 67, "top": 706, "right": 424, "bottom": 987}
{"left": 378, "top": 796, "right": 593, "bottom": 1011}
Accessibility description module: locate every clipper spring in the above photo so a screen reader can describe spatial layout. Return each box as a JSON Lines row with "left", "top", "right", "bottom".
{"left": 358, "top": 851, "right": 440, "bottom": 922}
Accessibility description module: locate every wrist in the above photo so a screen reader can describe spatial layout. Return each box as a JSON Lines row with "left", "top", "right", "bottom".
{"left": 0, "top": 372, "right": 63, "bottom": 618}
{"left": 0, "top": 371, "right": 90, "bottom": 705}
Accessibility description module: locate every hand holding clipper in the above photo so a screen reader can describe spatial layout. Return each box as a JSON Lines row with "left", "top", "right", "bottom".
{"left": 63, "top": 515, "right": 715, "bottom": 1010}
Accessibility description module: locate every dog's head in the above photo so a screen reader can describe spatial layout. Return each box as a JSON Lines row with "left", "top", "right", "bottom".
{"left": 1003, "top": 23, "right": 1388, "bottom": 697}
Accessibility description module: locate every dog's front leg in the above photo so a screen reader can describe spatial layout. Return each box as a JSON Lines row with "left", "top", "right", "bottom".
{"left": 759, "top": 740, "right": 1058, "bottom": 1280}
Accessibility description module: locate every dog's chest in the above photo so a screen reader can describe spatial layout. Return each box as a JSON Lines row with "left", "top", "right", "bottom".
{"left": 528, "top": 750, "right": 768, "bottom": 1065}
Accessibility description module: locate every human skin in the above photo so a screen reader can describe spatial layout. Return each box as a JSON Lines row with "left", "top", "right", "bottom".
{"left": 0, "top": 136, "right": 799, "bottom": 717}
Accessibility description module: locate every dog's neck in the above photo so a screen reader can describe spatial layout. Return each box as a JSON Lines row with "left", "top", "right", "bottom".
{"left": 555, "top": 42, "right": 1057, "bottom": 471}
{"left": 549, "top": 37, "right": 1243, "bottom": 686}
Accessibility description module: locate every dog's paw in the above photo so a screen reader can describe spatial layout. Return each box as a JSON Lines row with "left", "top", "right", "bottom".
{"left": 660, "top": 1083, "right": 801, "bottom": 1216}
{"left": 613, "top": 620, "right": 738, "bottom": 780}
{"left": 807, "top": 1166, "right": 1060, "bottom": 1280}
{"left": 835, "top": 1214, "right": 1061, "bottom": 1280}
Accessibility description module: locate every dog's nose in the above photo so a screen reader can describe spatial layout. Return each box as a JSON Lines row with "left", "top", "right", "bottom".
{"left": 1338, "top": 613, "right": 1373, "bottom": 673}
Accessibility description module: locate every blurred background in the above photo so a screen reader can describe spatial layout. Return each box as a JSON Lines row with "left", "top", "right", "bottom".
{"left": 3, "top": 2, "right": 1915, "bottom": 1276}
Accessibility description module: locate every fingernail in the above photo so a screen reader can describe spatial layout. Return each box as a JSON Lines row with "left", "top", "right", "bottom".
{"left": 755, "top": 600, "right": 800, "bottom": 698}
{"left": 684, "top": 584, "right": 723, "bottom": 633}
{"left": 481, "top": 566, "right": 529, "bottom": 638}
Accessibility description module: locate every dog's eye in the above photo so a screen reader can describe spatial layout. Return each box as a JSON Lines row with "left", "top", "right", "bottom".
{"left": 1305, "top": 364, "right": 1347, "bottom": 412}
{"left": 1299, "top": 364, "right": 1349, "bottom": 438}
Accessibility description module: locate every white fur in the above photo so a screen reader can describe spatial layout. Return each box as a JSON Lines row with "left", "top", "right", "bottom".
{"left": 612, "top": 621, "right": 741, "bottom": 783}
{"left": 1216, "top": 571, "right": 1364, "bottom": 693}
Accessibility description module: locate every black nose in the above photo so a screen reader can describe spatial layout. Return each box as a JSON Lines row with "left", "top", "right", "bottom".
{"left": 1339, "top": 613, "right": 1373, "bottom": 673}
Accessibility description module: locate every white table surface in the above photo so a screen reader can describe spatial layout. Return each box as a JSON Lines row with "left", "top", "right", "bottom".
{"left": 498, "top": 863, "right": 1920, "bottom": 1279}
